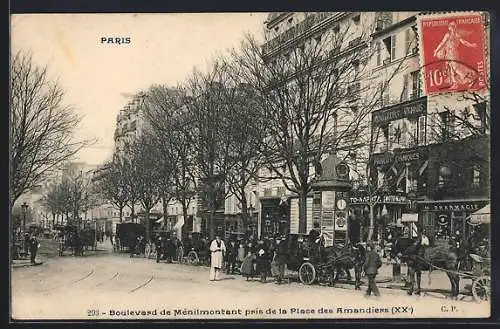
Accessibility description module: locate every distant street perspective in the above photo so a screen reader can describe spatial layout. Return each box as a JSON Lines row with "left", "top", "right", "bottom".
{"left": 12, "top": 236, "right": 489, "bottom": 319}
{"left": 10, "top": 11, "right": 490, "bottom": 320}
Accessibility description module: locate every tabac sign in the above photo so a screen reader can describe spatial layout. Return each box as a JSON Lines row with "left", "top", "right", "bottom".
{"left": 350, "top": 195, "right": 407, "bottom": 205}
{"left": 372, "top": 97, "right": 427, "bottom": 126}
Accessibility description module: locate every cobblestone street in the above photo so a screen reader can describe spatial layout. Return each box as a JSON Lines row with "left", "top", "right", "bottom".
{"left": 11, "top": 240, "right": 489, "bottom": 320}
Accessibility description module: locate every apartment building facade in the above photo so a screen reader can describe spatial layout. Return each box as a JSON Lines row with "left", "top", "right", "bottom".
{"left": 255, "top": 11, "right": 490, "bottom": 241}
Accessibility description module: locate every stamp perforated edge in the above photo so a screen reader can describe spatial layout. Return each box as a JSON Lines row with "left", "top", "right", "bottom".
{"left": 416, "top": 11, "right": 489, "bottom": 97}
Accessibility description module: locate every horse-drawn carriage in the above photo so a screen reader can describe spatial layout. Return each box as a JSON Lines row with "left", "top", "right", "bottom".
{"left": 115, "top": 223, "right": 145, "bottom": 253}
{"left": 296, "top": 236, "right": 365, "bottom": 288}
{"left": 177, "top": 232, "right": 210, "bottom": 265}
{"left": 146, "top": 230, "right": 180, "bottom": 262}
{"left": 55, "top": 224, "right": 95, "bottom": 256}
{"left": 391, "top": 233, "right": 491, "bottom": 302}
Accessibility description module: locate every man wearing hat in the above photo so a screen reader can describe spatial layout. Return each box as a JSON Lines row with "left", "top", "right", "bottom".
{"left": 274, "top": 235, "right": 289, "bottom": 284}
{"left": 209, "top": 233, "right": 226, "bottom": 281}
{"left": 363, "top": 242, "right": 382, "bottom": 297}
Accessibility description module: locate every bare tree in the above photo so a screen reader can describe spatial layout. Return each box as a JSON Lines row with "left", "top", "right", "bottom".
{"left": 96, "top": 160, "right": 130, "bottom": 223}
{"left": 128, "top": 134, "right": 163, "bottom": 241}
{"left": 232, "top": 19, "right": 408, "bottom": 234}
{"left": 220, "top": 76, "right": 268, "bottom": 233}
{"left": 41, "top": 183, "right": 64, "bottom": 227}
{"left": 10, "top": 50, "right": 93, "bottom": 208}
{"left": 141, "top": 85, "right": 186, "bottom": 230}
{"left": 182, "top": 61, "right": 240, "bottom": 238}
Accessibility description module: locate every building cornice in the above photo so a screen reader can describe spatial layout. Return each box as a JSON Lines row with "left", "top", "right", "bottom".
{"left": 265, "top": 12, "right": 294, "bottom": 30}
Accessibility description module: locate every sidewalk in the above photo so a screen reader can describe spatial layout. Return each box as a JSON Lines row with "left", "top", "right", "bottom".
{"left": 11, "top": 239, "right": 115, "bottom": 269}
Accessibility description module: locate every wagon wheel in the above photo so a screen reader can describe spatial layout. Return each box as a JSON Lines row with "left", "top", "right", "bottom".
{"left": 472, "top": 276, "right": 491, "bottom": 302}
{"left": 299, "top": 262, "right": 316, "bottom": 285}
{"left": 187, "top": 250, "right": 199, "bottom": 265}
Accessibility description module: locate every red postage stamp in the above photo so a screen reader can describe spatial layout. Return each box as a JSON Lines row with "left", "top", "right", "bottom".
{"left": 419, "top": 13, "right": 487, "bottom": 94}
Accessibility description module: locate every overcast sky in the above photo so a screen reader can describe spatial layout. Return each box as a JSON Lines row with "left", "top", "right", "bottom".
{"left": 11, "top": 13, "right": 267, "bottom": 166}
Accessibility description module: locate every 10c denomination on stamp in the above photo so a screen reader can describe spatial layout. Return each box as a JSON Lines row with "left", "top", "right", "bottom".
{"left": 418, "top": 12, "right": 487, "bottom": 95}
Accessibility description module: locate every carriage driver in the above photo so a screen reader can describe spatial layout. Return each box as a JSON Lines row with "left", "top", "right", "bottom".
{"left": 308, "top": 222, "right": 324, "bottom": 262}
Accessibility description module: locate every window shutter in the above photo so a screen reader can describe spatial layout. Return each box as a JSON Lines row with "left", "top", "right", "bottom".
{"left": 391, "top": 35, "right": 397, "bottom": 60}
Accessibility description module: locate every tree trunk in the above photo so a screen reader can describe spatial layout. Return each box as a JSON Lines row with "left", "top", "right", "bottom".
{"left": 145, "top": 210, "right": 151, "bottom": 242}
{"left": 162, "top": 195, "right": 168, "bottom": 228}
{"left": 119, "top": 206, "right": 123, "bottom": 223}
{"left": 52, "top": 213, "right": 56, "bottom": 228}
{"left": 367, "top": 203, "right": 375, "bottom": 242}
{"left": 208, "top": 211, "right": 215, "bottom": 240}
{"left": 298, "top": 187, "right": 308, "bottom": 234}
{"left": 129, "top": 203, "right": 135, "bottom": 223}
{"left": 240, "top": 188, "right": 248, "bottom": 233}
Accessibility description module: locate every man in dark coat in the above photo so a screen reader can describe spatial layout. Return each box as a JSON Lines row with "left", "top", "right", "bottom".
{"left": 155, "top": 234, "right": 164, "bottom": 263}
{"left": 274, "top": 235, "right": 289, "bottom": 284}
{"left": 363, "top": 242, "right": 382, "bottom": 297}
{"left": 225, "top": 239, "right": 238, "bottom": 274}
{"left": 29, "top": 234, "right": 39, "bottom": 265}
{"left": 255, "top": 240, "right": 270, "bottom": 283}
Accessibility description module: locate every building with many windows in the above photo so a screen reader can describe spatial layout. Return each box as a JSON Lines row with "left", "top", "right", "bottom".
{"left": 254, "top": 11, "right": 490, "bottom": 242}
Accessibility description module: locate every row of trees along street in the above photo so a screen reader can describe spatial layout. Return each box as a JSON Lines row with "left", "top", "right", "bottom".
{"left": 10, "top": 50, "right": 93, "bottom": 228}
{"left": 10, "top": 17, "right": 489, "bottom": 243}
{"left": 98, "top": 18, "right": 420, "bottom": 241}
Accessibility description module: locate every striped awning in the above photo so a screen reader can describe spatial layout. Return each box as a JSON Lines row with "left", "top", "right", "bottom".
{"left": 469, "top": 204, "right": 490, "bottom": 225}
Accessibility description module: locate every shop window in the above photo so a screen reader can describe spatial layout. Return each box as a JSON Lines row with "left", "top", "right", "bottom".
{"left": 438, "top": 165, "right": 452, "bottom": 186}
{"left": 435, "top": 213, "right": 451, "bottom": 240}
{"left": 472, "top": 164, "right": 481, "bottom": 187}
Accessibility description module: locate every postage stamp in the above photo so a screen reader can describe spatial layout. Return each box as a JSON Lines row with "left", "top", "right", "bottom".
{"left": 10, "top": 11, "right": 491, "bottom": 322}
{"left": 418, "top": 12, "right": 488, "bottom": 95}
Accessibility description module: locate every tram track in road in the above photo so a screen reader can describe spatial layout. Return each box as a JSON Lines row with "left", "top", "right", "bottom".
{"left": 37, "top": 268, "right": 95, "bottom": 294}
{"left": 94, "top": 272, "right": 120, "bottom": 287}
{"left": 129, "top": 275, "right": 154, "bottom": 293}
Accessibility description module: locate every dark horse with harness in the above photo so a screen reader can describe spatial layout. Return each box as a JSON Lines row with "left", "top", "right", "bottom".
{"left": 312, "top": 240, "right": 366, "bottom": 289}
{"left": 391, "top": 235, "right": 473, "bottom": 298}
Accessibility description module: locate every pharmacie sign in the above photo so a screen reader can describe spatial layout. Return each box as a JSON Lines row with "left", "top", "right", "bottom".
{"left": 350, "top": 195, "right": 407, "bottom": 204}
{"left": 372, "top": 97, "right": 427, "bottom": 126}
{"left": 421, "top": 201, "right": 488, "bottom": 212}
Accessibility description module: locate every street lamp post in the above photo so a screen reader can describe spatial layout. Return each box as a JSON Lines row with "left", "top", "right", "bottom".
{"left": 21, "top": 202, "right": 28, "bottom": 233}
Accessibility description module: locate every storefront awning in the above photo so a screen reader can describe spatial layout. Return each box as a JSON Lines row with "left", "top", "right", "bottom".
{"left": 469, "top": 204, "right": 490, "bottom": 225}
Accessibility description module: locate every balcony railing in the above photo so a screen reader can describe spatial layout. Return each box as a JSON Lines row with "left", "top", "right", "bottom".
{"left": 262, "top": 12, "right": 339, "bottom": 55}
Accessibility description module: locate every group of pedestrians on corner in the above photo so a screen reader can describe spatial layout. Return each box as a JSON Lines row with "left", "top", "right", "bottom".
{"left": 211, "top": 235, "right": 383, "bottom": 298}
{"left": 207, "top": 233, "right": 290, "bottom": 284}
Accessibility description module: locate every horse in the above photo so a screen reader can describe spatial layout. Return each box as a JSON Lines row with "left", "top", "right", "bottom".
{"left": 391, "top": 235, "right": 473, "bottom": 298}
{"left": 391, "top": 236, "right": 425, "bottom": 295}
{"left": 320, "top": 243, "right": 365, "bottom": 290}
